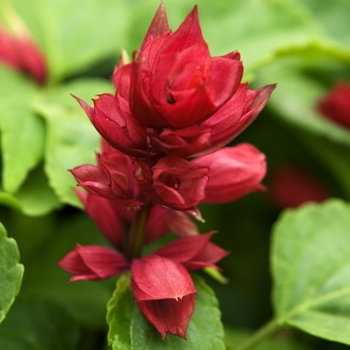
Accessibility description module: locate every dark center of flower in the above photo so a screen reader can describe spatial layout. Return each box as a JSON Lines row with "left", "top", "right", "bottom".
{"left": 165, "top": 91, "right": 176, "bottom": 104}
{"left": 159, "top": 173, "right": 181, "bottom": 190}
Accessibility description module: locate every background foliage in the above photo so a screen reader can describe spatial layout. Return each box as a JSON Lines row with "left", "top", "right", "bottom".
{"left": 0, "top": 0, "right": 350, "bottom": 349}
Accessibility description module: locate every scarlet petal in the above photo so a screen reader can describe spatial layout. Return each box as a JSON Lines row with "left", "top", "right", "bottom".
{"left": 75, "top": 190, "right": 124, "bottom": 249}
{"left": 0, "top": 25, "right": 21, "bottom": 69}
{"left": 144, "top": 206, "right": 169, "bottom": 244}
{"left": 138, "top": 295, "right": 195, "bottom": 340}
{"left": 70, "top": 163, "right": 112, "bottom": 198}
{"left": 135, "top": 157, "right": 209, "bottom": 211}
{"left": 0, "top": 24, "right": 47, "bottom": 84}
{"left": 193, "top": 144, "right": 267, "bottom": 203}
{"left": 140, "top": 1, "right": 170, "bottom": 51}
{"left": 155, "top": 233, "right": 229, "bottom": 271}
{"left": 58, "top": 244, "right": 128, "bottom": 282}
{"left": 166, "top": 210, "right": 199, "bottom": 237}
{"left": 155, "top": 232, "right": 214, "bottom": 263}
{"left": 74, "top": 94, "right": 150, "bottom": 158}
{"left": 131, "top": 255, "right": 196, "bottom": 301}
{"left": 269, "top": 162, "right": 330, "bottom": 209}
{"left": 195, "top": 84, "right": 276, "bottom": 157}
{"left": 210, "top": 55, "right": 243, "bottom": 106}
{"left": 161, "top": 6, "right": 205, "bottom": 54}
{"left": 183, "top": 242, "right": 229, "bottom": 271}
{"left": 131, "top": 255, "right": 196, "bottom": 339}
{"left": 318, "top": 82, "right": 350, "bottom": 129}
{"left": 149, "top": 125, "right": 212, "bottom": 158}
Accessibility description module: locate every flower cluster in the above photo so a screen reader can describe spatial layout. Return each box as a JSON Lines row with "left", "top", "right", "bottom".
{"left": 0, "top": 10, "right": 46, "bottom": 84}
{"left": 58, "top": 2, "right": 274, "bottom": 340}
{"left": 317, "top": 81, "right": 350, "bottom": 129}
{"left": 268, "top": 162, "right": 330, "bottom": 209}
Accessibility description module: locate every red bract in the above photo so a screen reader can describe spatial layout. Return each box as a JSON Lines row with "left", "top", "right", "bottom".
{"left": 75, "top": 189, "right": 170, "bottom": 248}
{"left": 193, "top": 84, "right": 276, "bottom": 157}
{"left": 58, "top": 230, "right": 227, "bottom": 339}
{"left": 0, "top": 22, "right": 46, "bottom": 84}
{"left": 75, "top": 190, "right": 125, "bottom": 249}
{"left": 131, "top": 255, "right": 196, "bottom": 339}
{"left": 57, "top": 244, "right": 129, "bottom": 282}
{"left": 74, "top": 90, "right": 151, "bottom": 158}
{"left": 269, "top": 162, "right": 330, "bottom": 209}
{"left": 317, "top": 82, "right": 350, "bottom": 129}
{"left": 76, "top": 3, "right": 274, "bottom": 159}
{"left": 134, "top": 156, "right": 209, "bottom": 211}
{"left": 130, "top": 4, "right": 243, "bottom": 130}
{"left": 155, "top": 232, "right": 229, "bottom": 271}
{"left": 70, "top": 148, "right": 142, "bottom": 210}
{"left": 131, "top": 234, "right": 228, "bottom": 339}
{"left": 193, "top": 144, "right": 266, "bottom": 203}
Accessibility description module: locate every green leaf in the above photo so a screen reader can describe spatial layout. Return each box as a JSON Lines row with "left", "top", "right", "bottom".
{"left": 0, "top": 66, "right": 44, "bottom": 194}
{"left": 107, "top": 273, "right": 225, "bottom": 350}
{"left": 0, "top": 297, "right": 81, "bottom": 350}
{"left": 35, "top": 78, "right": 113, "bottom": 207}
{"left": 20, "top": 212, "right": 114, "bottom": 329}
{"left": 224, "top": 327, "right": 310, "bottom": 350}
{"left": 271, "top": 199, "right": 350, "bottom": 344}
{"left": 14, "top": 164, "right": 61, "bottom": 216}
{"left": 0, "top": 166, "right": 60, "bottom": 217}
{"left": 0, "top": 222, "right": 24, "bottom": 324}
{"left": 8, "top": 0, "right": 130, "bottom": 82}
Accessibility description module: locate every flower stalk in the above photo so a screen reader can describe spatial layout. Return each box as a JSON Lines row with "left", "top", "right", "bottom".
{"left": 124, "top": 204, "right": 151, "bottom": 260}
{"left": 235, "top": 318, "right": 282, "bottom": 350}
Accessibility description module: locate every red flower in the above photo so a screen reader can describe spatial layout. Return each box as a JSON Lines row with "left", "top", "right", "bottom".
{"left": 74, "top": 90, "right": 151, "bottom": 158}
{"left": 134, "top": 233, "right": 228, "bottom": 338}
{"left": 154, "top": 232, "right": 229, "bottom": 271}
{"left": 317, "top": 82, "right": 350, "bottom": 129}
{"left": 192, "top": 84, "right": 276, "bottom": 157}
{"left": 76, "top": 3, "right": 274, "bottom": 159}
{"left": 58, "top": 232, "right": 227, "bottom": 339}
{"left": 70, "top": 149, "right": 140, "bottom": 205}
{"left": 0, "top": 21, "right": 46, "bottom": 84}
{"left": 134, "top": 156, "right": 209, "bottom": 211}
{"left": 75, "top": 190, "right": 170, "bottom": 249}
{"left": 57, "top": 244, "right": 129, "bottom": 282}
{"left": 193, "top": 144, "right": 266, "bottom": 203}
{"left": 131, "top": 255, "right": 196, "bottom": 339}
{"left": 268, "top": 162, "right": 330, "bottom": 209}
{"left": 130, "top": 4, "right": 243, "bottom": 130}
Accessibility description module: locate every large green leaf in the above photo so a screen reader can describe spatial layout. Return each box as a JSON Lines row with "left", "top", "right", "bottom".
{"left": 8, "top": 0, "right": 130, "bottom": 83}
{"left": 0, "top": 166, "right": 60, "bottom": 216}
{"left": 0, "top": 297, "right": 81, "bottom": 350}
{"left": 35, "top": 78, "right": 113, "bottom": 207}
{"left": 271, "top": 199, "right": 350, "bottom": 344}
{"left": 107, "top": 273, "right": 225, "bottom": 350}
{"left": 0, "top": 66, "right": 44, "bottom": 194}
{"left": 224, "top": 327, "right": 310, "bottom": 350}
{"left": 19, "top": 211, "right": 114, "bottom": 329}
{"left": 0, "top": 222, "right": 24, "bottom": 324}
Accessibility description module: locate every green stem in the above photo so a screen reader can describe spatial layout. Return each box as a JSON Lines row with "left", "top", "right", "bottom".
{"left": 234, "top": 318, "right": 282, "bottom": 350}
{"left": 124, "top": 204, "right": 150, "bottom": 260}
